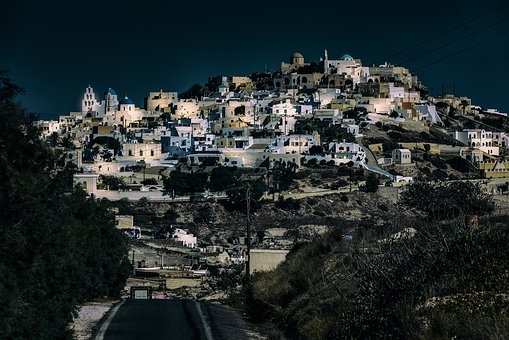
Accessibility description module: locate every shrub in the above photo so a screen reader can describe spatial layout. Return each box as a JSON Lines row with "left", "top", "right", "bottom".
{"left": 430, "top": 156, "right": 448, "bottom": 170}
{"left": 320, "top": 170, "right": 336, "bottom": 179}
{"left": 293, "top": 170, "right": 311, "bottom": 180}
{"left": 447, "top": 156, "right": 470, "bottom": 173}
{"left": 331, "top": 179, "right": 348, "bottom": 189}
{"left": 275, "top": 197, "right": 301, "bottom": 211}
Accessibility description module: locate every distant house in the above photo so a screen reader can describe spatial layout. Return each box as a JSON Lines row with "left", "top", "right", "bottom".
{"left": 173, "top": 228, "right": 197, "bottom": 248}
{"left": 477, "top": 160, "right": 509, "bottom": 179}
{"left": 414, "top": 104, "right": 442, "bottom": 125}
{"left": 392, "top": 148, "right": 411, "bottom": 164}
{"left": 73, "top": 173, "right": 98, "bottom": 196}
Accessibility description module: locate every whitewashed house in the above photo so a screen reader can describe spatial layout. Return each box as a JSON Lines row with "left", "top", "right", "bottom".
{"left": 392, "top": 149, "right": 412, "bottom": 164}
{"left": 173, "top": 228, "right": 197, "bottom": 248}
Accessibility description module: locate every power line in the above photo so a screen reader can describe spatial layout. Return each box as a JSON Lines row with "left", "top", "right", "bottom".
{"left": 398, "top": 16, "right": 509, "bottom": 66}
{"left": 374, "top": 3, "right": 509, "bottom": 65}
{"left": 413, "top": 28, "right": 509, "bottom": 72}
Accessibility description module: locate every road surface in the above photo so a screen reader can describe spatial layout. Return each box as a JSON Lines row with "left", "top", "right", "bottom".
{"left": 96, "top": 299, "right": 262, "bottom": 340}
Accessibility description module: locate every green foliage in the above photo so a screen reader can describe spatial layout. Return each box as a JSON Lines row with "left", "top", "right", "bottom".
{"left": 429, "top": 155, "right": 448, "bottom": 170}
{"left": 89, "top": 136, "right": 121, "bottom": 152}
{"left": 162, "top": 168, "right": 208, "bottom": 195}
{"left": 224, "top": 179, "right": 268, "bottom": 211}
{"left": 0, "top": 72, "right": 130, "bottom": 339}
{"left": 275, "top": 197, "right": 301, "bottom": 211}
{"left": 321, "top": 125, "right": 356, "bottom": 143}
{"left": 400, "top": 179, "right": 494, "bottom": 220}
{"left": 208, "top": 166, "right": 240, "bottom": 192}
{"left": 98, "top": 174, "right": 126, "bottom": 190}
{"left": 330, "top": 179, "right": 348, "bottom": 189}
{"left": 309, "top": 145, "right": 324, "bottom": 155}
{"left": 447, "top": 156, "right": 471, "bottom": 173}
{"left": 141, "top": 177, "right": 158, "bottom": 185}
{"left": 292, "top": 169, "right": 311, "bottom": 180}
{"left": 365, "top": 173, "right": 380, "bottom": 193}
{"left": 271, "top": 160, "right": 297, "bottom": 192}
{"left": 382, "top": 139, "right": 399, "bottom": 153}
{"left": 247, "top": 217, "right": 509, "bottom": 339}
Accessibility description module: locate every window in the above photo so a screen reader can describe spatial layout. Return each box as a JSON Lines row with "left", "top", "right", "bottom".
{"left": 140, "top": 150, "right": 143, "bottom": 156}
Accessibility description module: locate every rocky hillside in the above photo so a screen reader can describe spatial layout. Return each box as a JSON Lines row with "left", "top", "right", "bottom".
{"left": 113, "top": 188, "right": 413, "bottom": 246}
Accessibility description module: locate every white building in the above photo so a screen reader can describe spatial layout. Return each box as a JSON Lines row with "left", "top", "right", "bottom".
{"left": 73, "top": 173, "right": 98, "bottom": 196}
{"left": 36, "top": 120, "right": 61, "bottom": 138}
{"left": 414, "top": 104, "right": 442, "bottom": 125}
{"left": 321, "top": 50, "right": 363, "bottom": 86}
{"left": 175, "top": 99, "right": 200, "bottom": 118}
{"left": 272, "top": 99, "right": 297, "bottom": 117}
{"left": 267, "top": 133, "right": 319, "bottom": 154}
{"left": 326, "top": 141, "right": 366, "bottom": 164}
{"left": 145, "top": 90, "right": 178, "bottom": 113}
{"left": 173, "top": 228, "right": 197, "bottom": 248}
{"left": 448, "top": 129, "right": 499, "bottom": 157}
{"left": 392, "top": 149, "right": 412, "bottom": 164}
{"left": 80, "top": 86, "right": 119, "bottom": 118}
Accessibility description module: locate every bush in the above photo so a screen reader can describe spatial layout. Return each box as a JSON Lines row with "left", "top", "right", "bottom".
{"left": 293, "top": 170, "right": 311, "bottom": 180}
{"left": 275, "top": 197, "right": 301, "bottom": 211}
{"left": 447, "top": 156, "right": 470, "bottom": 173}
{"left": 430, "top": 156, "right": 448, "bottom": 170}
{"left": 320, "top": 170, "right": 336, "bottom": 179}
{"left": 331, "top": 179, "right": 348, "bottom": 189}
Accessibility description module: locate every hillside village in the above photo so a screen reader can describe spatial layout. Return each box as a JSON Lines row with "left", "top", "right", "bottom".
{"left": 35, "top": 49, "right": 509, "bottom": 277}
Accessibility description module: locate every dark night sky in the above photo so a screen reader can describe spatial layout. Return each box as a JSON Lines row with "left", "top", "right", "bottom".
{"left": 2, "top": 0, "right": 508, "bottom": 118}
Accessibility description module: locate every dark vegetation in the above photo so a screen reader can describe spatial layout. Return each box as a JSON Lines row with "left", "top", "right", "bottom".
{"left": 0, "top": 72, "right": 131, "bottom": 339}
{"left": 238, "top": 178, "right": 509, "bottom": 339}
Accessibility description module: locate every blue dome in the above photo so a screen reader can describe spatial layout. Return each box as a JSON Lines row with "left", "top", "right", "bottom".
{"left": 341, "top": 54, "right": 353, "bottom": 60}
{"left": 120, "top": 96, "right": 134, "bottom": 105}
{"left": 104, "top": 87, "right": 117, "bottom": 96}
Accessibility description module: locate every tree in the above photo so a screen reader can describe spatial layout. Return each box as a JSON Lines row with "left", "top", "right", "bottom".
{"left": 89, "top": 136, "right": 121, "bottom": 155}
{"left": 99, "top": 174, "right": 126, "bottom": 190}
{"left": 162, "top": 168, "right": 208, "bottom": 195}
{"left": 365, "top": 173, "right": 380, "bottom": 192}
{"left": 209, "top": 166, "right": 240, "bottom": 192}
{"left": 309, "top": 145, "right": 324, "bottom": 156}
{"left": 0, "top": 71, "right": 130, "bottom": 339}
{"left": 399, "top": 179, "right": 494, "bottom": 220}
{"left": 225, "top": 178, "right": 267, "bottom": 211}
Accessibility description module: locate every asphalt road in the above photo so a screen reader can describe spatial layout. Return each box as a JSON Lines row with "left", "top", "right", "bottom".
{"left": 98, "top": 299, "right": 212, "bottom": 340}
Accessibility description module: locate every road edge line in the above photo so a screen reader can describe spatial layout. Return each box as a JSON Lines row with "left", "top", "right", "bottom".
{"left": 194, "top": 300, "right": 214, "bottom": 340}
{"left": 94, "top": 299, "right": 126, "bottom": 340}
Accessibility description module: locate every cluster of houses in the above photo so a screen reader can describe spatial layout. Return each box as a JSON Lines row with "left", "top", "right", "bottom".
{"left": 37, "top": 49, "right": 509, "bottom": 194}
{"left": 35, "top": 49, "right": 509, "bottom": 275}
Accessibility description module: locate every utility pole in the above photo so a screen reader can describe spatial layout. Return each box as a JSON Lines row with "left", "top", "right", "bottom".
{"left": 245, "top": 184, "right": 251, "bottom": 276}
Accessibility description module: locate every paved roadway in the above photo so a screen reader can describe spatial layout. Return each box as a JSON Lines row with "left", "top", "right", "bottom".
{"left": 96, "top": 299, "right": 260, "bottom": 340}
{"left": 98, "top": 299, "right": 213, "bottom": 340}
